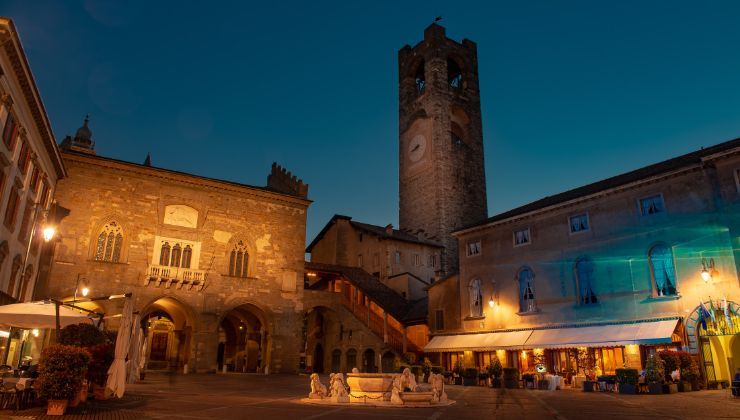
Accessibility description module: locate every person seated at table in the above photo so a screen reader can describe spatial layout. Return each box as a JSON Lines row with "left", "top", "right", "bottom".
{"left": 733, "top": 368, "right": 740, "bottom": 382}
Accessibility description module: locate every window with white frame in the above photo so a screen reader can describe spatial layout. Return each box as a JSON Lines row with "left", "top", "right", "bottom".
{"left": 648, "top": 244, "right": 677, "bottom": 296}
{"left": 428, "top": 254, "right": 437, "bottom": 268}
{"left": 413, "top": 253, "right": 421, "bottom": 266}
{"left": 513, "top": 228, "right": 531, "bottom": 246}
{"left": 466, "top": 240, "right": 481, "bottom": 257}
{"left": 575, "top": 257, "right": 598, "bottom": 305}
{"left": 468, "top": 278, "right": 483, "bottom": 317}
{"left": 569, "top": 213, "right": 590, "bottom": 234}
{"left": 518, "top": 267, "right": 537, "bottom": 312}
{"left": 153, "top": 236, "right": 200, "bottom": 270}
{"left": 639, "top": 194, "right": 665, "bottom": 216}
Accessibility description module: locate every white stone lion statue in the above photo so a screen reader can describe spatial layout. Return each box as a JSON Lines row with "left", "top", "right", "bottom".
{"left": 309, "top": 373, "right": 327, "bottom": 399}
{"left": 329, "top": 373, "right": 349, "bottom": 403}
{"left": 430, "top": 373, "right": 447, "bottom": 403}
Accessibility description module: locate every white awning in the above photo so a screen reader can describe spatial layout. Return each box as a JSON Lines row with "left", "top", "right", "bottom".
{"left": 424, "top": 319, "right": 680, "bottom": 352}
{"left": 523, "top": 319, "right": 679, "bottom": 349}
{"left": 424, "top": 330, "right": 532, "bottom": 352}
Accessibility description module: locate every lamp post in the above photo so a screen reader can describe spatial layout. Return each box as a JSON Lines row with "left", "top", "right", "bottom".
{"left": 72, "top": 273, "right": 90, "bottom": 303}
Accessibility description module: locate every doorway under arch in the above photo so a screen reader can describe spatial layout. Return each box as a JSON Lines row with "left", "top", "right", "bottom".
{"left": 363, "top": 348, "right": 376, "bottom": 373}
{"left": 313, "top": 344, "right": 324, "bottom": 373}
{"left": 219, "top": 303, "right": 270, "bottom": 373}
{"left": 381, "top": 351, "right": 396, "bottom": 373}
{"left": 345, "top": 348, "right": 358, "bottom": 372}
{"left": 141, "top": 296, "right": 195, "bottom": 371}
{"left": 331, "top": 349, "right": 341, "bottom": 373}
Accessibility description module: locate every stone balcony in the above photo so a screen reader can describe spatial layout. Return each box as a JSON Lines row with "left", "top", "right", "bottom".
{"left": 143, "top": 264, "right": 207, "bottom": 291}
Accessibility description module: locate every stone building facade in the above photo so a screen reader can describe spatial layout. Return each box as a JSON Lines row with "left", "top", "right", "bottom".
{"left": 0, "top": 17, "right": 67, "bottom": 367}
{"left": 427, "top": 138, "right": 740, "bottom": 385}
{"left": 36, "top": 126, "right": 311, "bottom": 373}
{"left": 398, "top": 24, "right": 488, "bottom": 275}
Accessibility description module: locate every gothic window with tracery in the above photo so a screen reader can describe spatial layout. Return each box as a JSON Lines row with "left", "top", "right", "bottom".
{"left": 181, "top": 245, "right": 192, "bottom": 268}
{"left": 171, "top": 244, "right": 182, "bottom": 267}
{"left": 229, "top": 241, "right": 249, "bottom": 277}
{"left": 94, "top": 221, "right": 124, "bottom": 263}
{"left": 159, "top": 242, "right": 171, "bottom": 266}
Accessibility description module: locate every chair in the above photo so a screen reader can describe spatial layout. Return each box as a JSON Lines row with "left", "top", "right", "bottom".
{"left": 0, "top": 382, "right": 19, "bottom": 411}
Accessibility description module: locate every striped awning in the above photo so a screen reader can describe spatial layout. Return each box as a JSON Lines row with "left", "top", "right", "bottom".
{"left": 424, "top": 319, "right": 680, "bottom": 352}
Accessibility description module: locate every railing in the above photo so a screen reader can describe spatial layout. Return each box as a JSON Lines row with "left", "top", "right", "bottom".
{"left": 145, "top": 264, "right": 207, "bottom": 290}
{"left": 339, "top": 292, "right": 422, "bottom": 355}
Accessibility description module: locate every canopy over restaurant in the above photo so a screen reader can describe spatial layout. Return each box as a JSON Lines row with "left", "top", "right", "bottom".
{"left": 425, "top": 318, "right": 684, "bottom": 374}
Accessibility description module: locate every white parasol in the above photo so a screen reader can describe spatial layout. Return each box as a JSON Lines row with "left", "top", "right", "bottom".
{"left": 0, "top": 301, "right": 91, "bottom": 329}
{"left": 106, "top": 297, "right": 132, "bottom": 398}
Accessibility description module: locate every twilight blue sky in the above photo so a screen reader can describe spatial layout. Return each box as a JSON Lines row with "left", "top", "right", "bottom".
{"left": 5, "top": 1, "right": 740, "bottom": 244}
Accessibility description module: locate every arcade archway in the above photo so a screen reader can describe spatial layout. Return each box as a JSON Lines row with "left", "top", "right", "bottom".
{"left": 219, "top": 304, "right": 270, "bottom": 373}
{"left": 141, "top": 297, "right": 195, "bottom": 371}
{"left": 687, "top": 299, "right": 739, "bottom": 385}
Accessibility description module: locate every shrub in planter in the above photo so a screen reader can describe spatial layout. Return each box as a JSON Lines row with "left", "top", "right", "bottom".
{"left": 478, "top": 371, "right": 490, "bottom": 386}
{"left": 678, "top": 352, "right": 700, "bottom": 391}
{"left": 462, "top": 368, "right": 478, "bottom": 386}
{"left": 503, "top": 367, "right": 519, "bottom": 389}
{"left": 410, "top": 365, "right": 423, "bottom": 381}
{"left": 453, "top": 360, "right": 463, "bottom": 385}
{"left": 58, "top": 323, "right": 108, "bottom": 348}
{"left": 421, "top": 358, "right": 432, "bottom": 382}
{"left": 39, "top": 344, "right": 91, "bottom": 416}
{"left": 430, "top": 366, "right": 444, "bottom": 375}
{"left": 645, "top": 355, "right": 664, "bottom": 395}
{"left": 662, "top": 383, "right": 678, "bottom": 394}
{"left": 490, "top": 358, "right": 503, "bottom": 388}
{"left": 657, "top": 350, "right": 680, "bottom": 383}
{"left": 87, "top": 343, "right": 114, "bottom": 387}
{"left": 615, "top": 368, "right": 638, "bottom": 394}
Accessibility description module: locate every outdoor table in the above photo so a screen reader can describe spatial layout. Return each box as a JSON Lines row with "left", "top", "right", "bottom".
{"left": 544, "top": 374, "right": 562, "bottom": 390}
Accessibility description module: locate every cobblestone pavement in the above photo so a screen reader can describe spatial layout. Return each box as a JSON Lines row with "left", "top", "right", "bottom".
{"left": 1, "top": 372, "right": 738, "bottom": 419}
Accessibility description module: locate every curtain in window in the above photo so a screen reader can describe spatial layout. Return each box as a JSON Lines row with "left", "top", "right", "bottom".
{"left": 650, "top": 245, "right": 677, "bottom": 296}
{"left": 171, "top": 244, "right": 182, "bottom": 267}
{"left": 469, "top": 278, "right": 482, "bottom": 317}
{"left": 576, "top": 258, "right": 597, "bottom": 304}
{"left": 241, "top": 252, "right": 249, "bottom": 277}
{"left": 519, "top": 268, "right": 535, "bottom": 312}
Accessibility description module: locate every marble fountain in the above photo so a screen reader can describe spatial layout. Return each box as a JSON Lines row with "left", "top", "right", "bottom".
{"left": 301, "top": 368, "right": 455, "bottom": 407}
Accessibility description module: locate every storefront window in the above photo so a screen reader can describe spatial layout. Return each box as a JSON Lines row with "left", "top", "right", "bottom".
{"left": 593, "top": 347, "right": 624, "bottom": 374}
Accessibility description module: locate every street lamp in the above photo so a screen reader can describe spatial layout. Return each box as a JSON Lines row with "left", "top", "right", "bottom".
{"left": 42, "top": 226, "right": 56, "bottom": 242}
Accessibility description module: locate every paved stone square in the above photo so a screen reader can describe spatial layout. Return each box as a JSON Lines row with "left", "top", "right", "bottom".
{"left": 2, "top": 372, "right": 738, "bottom": 420}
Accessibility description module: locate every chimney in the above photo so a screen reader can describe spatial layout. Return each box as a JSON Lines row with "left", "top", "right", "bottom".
{"left": 385, "top": 224, "right": 394, "bottom": 235}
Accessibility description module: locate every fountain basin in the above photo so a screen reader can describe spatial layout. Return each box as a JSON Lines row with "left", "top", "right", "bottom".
{"left": 346, "top": 373, "right": 395, "bottom": 402}
{"left": 399, "top": 391, "right": 435, "bottom": 405}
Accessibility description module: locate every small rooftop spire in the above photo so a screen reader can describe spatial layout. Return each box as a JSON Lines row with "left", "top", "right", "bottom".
{"left": 143, "top": 152, "right": 152, "bottom": 166}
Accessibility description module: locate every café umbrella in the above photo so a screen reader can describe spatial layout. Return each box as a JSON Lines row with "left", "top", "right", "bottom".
{"left": 0, "top": 301, "right": 91, "bottom": 329}
{"left": 106, "top": 297, "right": 133, "bottom": 398}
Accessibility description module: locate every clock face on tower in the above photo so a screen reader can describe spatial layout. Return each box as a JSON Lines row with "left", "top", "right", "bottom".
{"left": 408, "top": 134, "right": 427, "bottom": 163}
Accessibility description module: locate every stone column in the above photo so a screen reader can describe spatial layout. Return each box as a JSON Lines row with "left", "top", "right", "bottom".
{"left": 383, "top": 312, "right": 388, "bottom": 343}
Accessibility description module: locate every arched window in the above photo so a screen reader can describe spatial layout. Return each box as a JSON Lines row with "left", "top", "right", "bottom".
{"left": 229, "top": 240, "right": 249, "bottom": 278}
{"left": 94, "top": 221, "right": 124, "bottom": 263}
{"left": 181, "top": 245, "right": 192, "bottom": 268}
{"left": 0, "top": 241, "right": 8, "bottom": 272}
{"left": 649, "top": 244, "right": 677, "bottom": 296}
{"left": 447, "top": 58, "right": 463, "bottom": 90}
{"left": 17, "top": 265, "right": 33, "bottom": 301}
{"left": 159, "top": 242, "right": 171, "bottom": 266}
{"left": 468, "top": 278, "right": 483, "bottom": 317}
{"left": 414, "top": 60, "right": 425, "bottom": 94}
{"left": 171, "top": 244, "right": 182, "bottom": 267}
{"left": 518, "top": 267, "right": 536, "bottom": 313}
{"left": 7, "top": 255, "right": 22, "bottom": 297}
{"left": 575, "top": 258, "right": 597, "bottom": 305}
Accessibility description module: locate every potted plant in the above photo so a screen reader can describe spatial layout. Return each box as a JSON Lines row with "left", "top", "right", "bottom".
{"left": 645, "top": 354, "right": 664, "bottom": 395}
{"left": 657, "top": 351, "right": 679, "bottom": 394}
{"left": 38, "top": 344, "right": 91, "bottom": 416}
{"left": 87, "top": 342, "right": 115, "bottom": 400}
{"left": 574, "top": 348, "right": 597, "bottom": 392}
{"left": 676, "top": 351, "right": 698, "bottom": 392}
{"left": 453, "top": 360, "right": 463, "bottom": 385}
{"left": 490, "top": 358, "right": 503, "bottom": 388}
{"left": 58, "top": 323, "right": 107, "bottom": 348}
{"left": 615, "top": 368, "right": 638, "bottom": 394}
{"left": 478, "top": 369, "right": 490, "bottom": 386}
{"left": 503, "top": 367, "right": 519, "bottom": 389}
{"left": 463, "top": 367, "right": 478, "bottom": 386}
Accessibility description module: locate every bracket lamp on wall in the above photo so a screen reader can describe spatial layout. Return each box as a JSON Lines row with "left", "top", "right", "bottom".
{"left": 701, "top": 258, "right": 718, "bottom": 283}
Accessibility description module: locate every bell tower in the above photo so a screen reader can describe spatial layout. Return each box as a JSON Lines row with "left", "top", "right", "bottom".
{"left": 398, "top": 23, "right": 488, "bottom": 275}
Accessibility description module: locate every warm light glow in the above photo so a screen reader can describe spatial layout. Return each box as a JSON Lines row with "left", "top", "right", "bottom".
{"left": 488, "top": 298, "right": 495, "bottom": 308}
{"left": 701, "top": 268, "right": 711, "bottom": 283}
{"left": 81, "top": 287, "right": 90, "bottom": 297}
{"left": 42, "top": 226, "right": 56, "bottom": 242}
{"left": 31, "top": 329, "right": 39, "bottom": 337}
{"left": 306, "top": 272, "right": 317, "bottom": 277}
{"left": 239, "top": 325, "right": 244, "bottom": 330}
{"left": 521, "top": 350, "right": 527, "bottom": 359}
